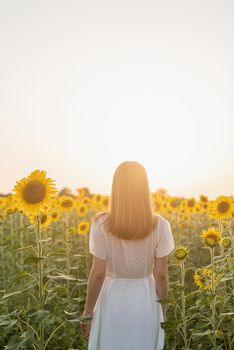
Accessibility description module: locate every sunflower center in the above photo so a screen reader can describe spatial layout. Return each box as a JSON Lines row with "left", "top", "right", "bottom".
{"left": 171, "top": 200, "right": 180, "bottom": 208}
{"left": 217, "top": 201, "right": 229, "bottom": 213}
{"left": 188, "top": 200, "right": 195, "bottom": 208}
{"left": 23, "top": 181, "right": 46, "bottom": 204}
{"left": 62, "top": 200, "right": 72, "bottom": 208}
{"left": 80, "top": 224, "right": 86, "bottom": 231}
{"left": 206, "top": 233, "right": 218, "bottom": 241}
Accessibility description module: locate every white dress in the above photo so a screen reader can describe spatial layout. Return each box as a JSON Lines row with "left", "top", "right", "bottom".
{"left": 88, "top": 213, "right": 175, "bottom": 350}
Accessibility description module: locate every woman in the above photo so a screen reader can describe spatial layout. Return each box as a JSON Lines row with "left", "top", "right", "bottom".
{"left": 80, "top": 161, "right": 175, "bottom": 350}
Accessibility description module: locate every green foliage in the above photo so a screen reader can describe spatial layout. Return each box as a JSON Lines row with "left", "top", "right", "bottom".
{"left": 0, "top": 210, "right": 233, "bottom": 349}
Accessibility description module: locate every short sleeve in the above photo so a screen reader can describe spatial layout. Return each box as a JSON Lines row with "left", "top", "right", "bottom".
{"left": 154, "top": 219, "right": 175, "bottom": 258}
{"left": 89, "top": 220, "right": 107, "bottom": 260}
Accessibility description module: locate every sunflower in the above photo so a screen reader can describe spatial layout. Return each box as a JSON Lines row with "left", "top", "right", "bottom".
{"left": 174, "top": 246, "right": 189, "bottom": 260}
{"left": 207, "top": 200, "right": 217, "bottom": 219}
{"left": 211, "top": 196, "right": 234, "bottom": 219}
{"left": 101, "top": 196, "right": 110, "bottom": 209}
{"left": 193, "top": 268, "right": 222, "bottom": 289}
{"left": 168, "top": 197, "right": 182, "bottom": 212}
{"left": 199, "top": 195, "right": 209, "bottom": 212}
{"left": 200, "top": 201, "right": 209, "bottom": 213}
{"left": 67, "top": 227, "right": 77, "bottom": 236}
{"left": 76, "top": 187, "right": 91, "bottom": 198}
{"left": 201, "top": 227, "right": 222, "bottom": 247}
{"left": 92, "top": 194, "right": 102, "bottom": 204}
{"left": 199, "top": 195, "right": 209, "bottom": 204}
{"left": 81, "top": 196, "right": 92, "bottom": 205}
{"left": 12, "top": 170, "right": 57, "bottom": 216}
{"left": 184, "top": 198, "right": 196, "bottom": 213}
{"left": 50, "top": 209, "right": 60, "bottom": 222}
{"left": 194, "top": 203, "right": 202, "bottom": 214}
{"left": 29, "top": 212, "right": 52, "bottom": 229}
{"left": 91, "top": 194, "right": 103, "bottom": 210}
{"left": 77, "top": 221, "right": 90, "bottom": 235}
{"left": 221, "top": 237, "right": 232, "bottom": 249}
{"left": 58, "top": 195, "right": 75, "bottom": 212}
{"left": 77, "top": 203, "right": 89, "bottom": 217}
{"left": 91, "top": 195, "right": 105, "bottom": 212}
{"left": 152, "top": 195, "right": 167, "bottom": 214}
{"left": 3, "top": 205, "right": 18, "bottom": 219}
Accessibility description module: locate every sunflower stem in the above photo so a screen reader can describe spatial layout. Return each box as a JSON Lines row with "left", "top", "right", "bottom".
{"left": 180, "top": 259, "right": 187, "bottom": 349}
{"left": 19, "top": 213, "right": 24, "bottom": 267}
{"left": 65, "top": 212, "right": 71, "bottom": 296}
{"left": 227, "top": 220, "right": 234, "bottom": 290}
{"left": 218, "top": 219, "right": 224, "bottom": 256}
{"left": 36, "top": 215, "right": 45, "bottom": 350}
{"left": 0, "top": 222, "right": 4, "bottom": 286}
{"left": 211, "top": 246, "right": 217, "bottom": 349}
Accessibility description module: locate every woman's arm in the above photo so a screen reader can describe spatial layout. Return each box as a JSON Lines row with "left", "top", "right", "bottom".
{"left": 83, "top": 271, "right": 105, "bottom": 315}
{"left": 82, "top": 256, "right": 106, "bottom": 316}
{"left": 153, "top": 256, "right": 169, "bottom": 320}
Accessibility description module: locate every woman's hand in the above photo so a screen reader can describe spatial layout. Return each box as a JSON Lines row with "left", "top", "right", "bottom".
{"left": 79, "top": 311, "right": 93, "bottom": 338}
{"left": 162, "top": 304, "right": 167, "bottom": 321}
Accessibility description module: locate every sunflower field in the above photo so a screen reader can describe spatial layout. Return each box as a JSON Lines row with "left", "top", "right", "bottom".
{"left": 0, "top": 170, "right": 233, "bottom": 350}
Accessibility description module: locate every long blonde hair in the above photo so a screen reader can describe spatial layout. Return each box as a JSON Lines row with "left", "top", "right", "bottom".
{"left": 93, "top": 161, "right": 157, "bottom": 240}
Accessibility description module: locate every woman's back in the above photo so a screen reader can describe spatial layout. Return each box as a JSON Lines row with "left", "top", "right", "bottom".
{"left": 90, "top": 213, "right": 175, "bottom": 279}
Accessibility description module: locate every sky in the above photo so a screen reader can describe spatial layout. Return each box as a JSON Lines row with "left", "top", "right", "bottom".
{"left": 0, "top": 0, "right": 234, "bottom": 199}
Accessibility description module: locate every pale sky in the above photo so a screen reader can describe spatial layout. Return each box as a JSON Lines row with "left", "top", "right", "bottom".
{"left": 0, "top": 0, "right": 234, "bottom": 199}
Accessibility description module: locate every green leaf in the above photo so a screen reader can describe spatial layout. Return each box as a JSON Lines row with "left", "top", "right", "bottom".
{"left": 11, "top": 271, "right": 32, "bottom": 286}
{"left": 67, "top": 316, "right": 93, "bottom": 323}
{"left": 27, "top": 225, "right": 36, "bottom": 230}
{"left": 77, "top": 278, "right": 88, "bottom": 285}
{"left": 2, "top": 290, "right": 26, "bottom": 300}
{"left": 64, "top": 310, "right": 79, "bottom": 316}
{"left": 73, "top": 254, "right": 86, "bottom": 258}
{"left": 13, "top": 245, "right": 34, "bottom": 252}
{"left": 47, "top": 249, "right": 66, "bottom": 257}
{"left": 2, "top": 284, "right": 35, "bottom": 300}
{"left": 160, "top": 319, "right": 179, "bottom": 330}
{"left": 26, "top": 309, "right": 50, "bottom": 323}
{"left": 36, "top": 237, "right": 52, "bottom": 243}
{"left": 0, "top": 319, "right": 17, "bottom": 328}
{"left": 5, "top": 330, "right": 34, "bottom": 350}
{"left": 220, "top": 312, "right": 234, "bottom": 316}
{"left": 24, "top": 256, "right": 45, "bottom": 265}
{"left": 48, "top": 273, "right": 77, "bottom": 281}
{"left": 192, "top": 329, "right": 213, "bottom": 338}
{"left": 73, "top": 296, "right": 86, "bottom": 303}
{"left": 50, "top": 286, "right": 68, "bottom": 296}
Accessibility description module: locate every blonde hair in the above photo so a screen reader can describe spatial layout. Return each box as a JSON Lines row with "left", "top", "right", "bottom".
{"left": 93, "top": 161, "right": 157, "bottom": 240}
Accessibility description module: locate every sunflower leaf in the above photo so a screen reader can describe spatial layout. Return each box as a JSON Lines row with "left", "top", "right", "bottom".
{"left": 24, "top": 256, "right": 45, "bottom": 265}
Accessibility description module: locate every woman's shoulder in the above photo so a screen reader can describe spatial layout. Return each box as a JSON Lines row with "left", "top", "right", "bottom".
{"left": 153, "top": 213, "right": 170, "bottom": 227}
{"left": 92, "top": 211, "right": 109, "bottom": 225}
